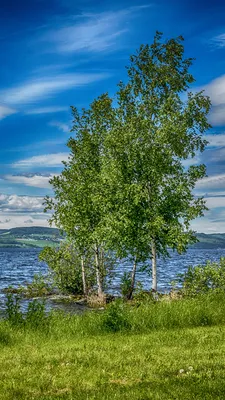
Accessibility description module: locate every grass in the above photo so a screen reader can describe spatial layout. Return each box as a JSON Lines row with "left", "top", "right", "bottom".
{"left": 17, "top": 239, "right": 59, "bottom": 248}
{"left": 1, "top": 293, "right": 225, "bottom": 399}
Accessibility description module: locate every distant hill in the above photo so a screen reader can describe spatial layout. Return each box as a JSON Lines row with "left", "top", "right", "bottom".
{"left": 191, "top": 233, "right": 225, "bottom": 249}
{"left": 0, "top": 226, "right": 61, "bottom": 248}
{"left": 1, "top": 226, "right": 61, "bottom": 237}
{"left": 0, "top": 227, "right": 225, "bottom": 249}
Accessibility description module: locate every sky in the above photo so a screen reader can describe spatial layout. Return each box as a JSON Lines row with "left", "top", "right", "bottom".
{"left": 1, "top": 0, "right": 225, "bottom": 232}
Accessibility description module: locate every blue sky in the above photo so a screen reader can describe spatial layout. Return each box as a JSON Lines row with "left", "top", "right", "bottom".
{"left": 1, "top": 0, "right": 225, "bottom": 232}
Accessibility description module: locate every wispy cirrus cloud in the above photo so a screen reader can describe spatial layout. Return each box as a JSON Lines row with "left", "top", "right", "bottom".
{"left": 210, "top": 33, "right": 225, "bottom": 48}
{"left": 12, "top": 153, "right": 69, "bottom": 168}
{"left": 196, "top": 173, "right": 225, "bottom": 192}
{"left": 49, "top": 120, "right": 70, "bottom": 133}
{"left": 0, "top": 73, "right": 109, "bottom": 106}
{"left": 204, "top": 133, "right": 225, "bottom": 147}
{"left": 205, "top": 196, "right": 225, "bottom": 208}
{"left": 42, "top": 6, "right": 149, "bottom": 54}
{"left": 0, "top": 105, "right": 17, "bottom": 120}
{"left": 25, "top": 106, "right": 69, "bottom": 115}
{"left": 182, "top": 155, "right": 201, "bottom": 168}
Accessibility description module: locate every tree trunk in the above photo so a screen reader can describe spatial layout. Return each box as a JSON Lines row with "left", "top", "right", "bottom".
{"left": 95, "top": 245, "right": 103, "bottom": 297}
{"left": 127, "top": 257, "right": 137, "bottom": 300}
{"left": 81, "top": 255, "right": 87, "bottom": 297}
{"left": 151, "top": 238, "right": 157, "bottom": 292}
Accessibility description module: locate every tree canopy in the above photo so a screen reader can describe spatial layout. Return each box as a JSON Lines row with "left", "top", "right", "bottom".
{"left": 44, "top": 32, "right": 211, "bottom": 297}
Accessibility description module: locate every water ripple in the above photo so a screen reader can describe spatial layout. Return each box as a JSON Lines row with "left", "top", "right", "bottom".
{"left": 0, "top": 247, "right": 224, "bottom": 312}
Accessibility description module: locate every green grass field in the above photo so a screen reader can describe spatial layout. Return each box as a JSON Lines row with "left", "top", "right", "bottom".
{"left": 17, "top": 238, "right": 59, "bottom": 248}
{"left": 1, "top": 294, "right": 225, "bottom": 399}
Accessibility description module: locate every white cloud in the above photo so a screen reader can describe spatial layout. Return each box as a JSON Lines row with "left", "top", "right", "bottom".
{"left": 208, "top": 106, "right": 225, "bottom": 126}
{"left": 0, "top": 215, "right": 49, "bottom": 229}
{"left": 12, "top": 153, "right": 69, "bottom": 168}
{"left": 0, "top": 105, "right": 17, "bottom": 120}
{"left": 190, "top": 217, "right": 225, "bottom": 233}
{"left": 203, "top": 74, "right": 225, "bottom": 107}
{"left": 41, "top": 6, "right": 151, "bottom": 54}
{"left": 0, "top": 73, "right": 109, "bottom": 106}
{"left": 211, "top": 33, "right": 225, "bottom": 48}
{"left": 0, "top": 194, "right": 45, "bottom": 213}
{"left": 204, "top": 133, "right": 225, "bottom": 147}
{"left": 182, "top": 155, "right": 201, "bottom": 168}
{"left": 25, "top": 106, "right": 69, "bottom": 115}
{"left": 201, "top": 75, "right": 225, "bottom": 126}
{"left": 0, "top": 193, "right": 53, "bottom": 228}
{"left": 43, "top": 10, "right": 130, "bottom": 54}
{"left": 3, "top": 174, "right": 57, "bottom": 189}
{"left": 205, "top": 196, "right": 225, "bottom": 209}
{"left": 207, "top": 147, "right": 225, "bottom": 162}
{"left": 196, "top": 173, "right": 225, "bottom": 191}
{"left": 49, "top": 121, "right": 70, "bottom": 133}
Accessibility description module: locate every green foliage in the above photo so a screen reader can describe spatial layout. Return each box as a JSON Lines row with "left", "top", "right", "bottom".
{"left": 120, "top": 272, "right": 133, "bottom": 298}
{"left": 177, "top": 257, "right": 225, "bottom": 297}
{"left": 101, "top": 300, "right": 131, "bottom": 332}
{"left": 39, "top": 243, "right": 95, "bottom": 295}
{"left": 5, "top": 293, "right": 23, "bottom": 325}
{"left": 26, "top": 300, "right": 48, "bottom": 329}
{"left": 5, "top": 293, "right": 49, "bottom": 330}
{"left": 0, "top": 324, "right": 12, "bottom": 346}
{"left": 101, "top": 32, "right": 211, "bottom": 290}
{"left": 133, "top": 288, "right": 157, "bottom": 304}
{"left": 44, "top": 32, "right": 211, "bottom": 294}
{"left": 25, "top": 273, "right": 54, "bottom": 297}
{"left": 3, "top": 274, "right": 54, "bottom": 298}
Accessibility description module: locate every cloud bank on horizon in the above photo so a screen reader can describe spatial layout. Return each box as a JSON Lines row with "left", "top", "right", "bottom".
{"left": 1, "top": 0, "right": 225, "bottom": 232}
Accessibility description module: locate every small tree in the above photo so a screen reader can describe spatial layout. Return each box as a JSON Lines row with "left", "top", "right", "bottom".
{"left": 44, "top": 94, "right": 114, "bottom": 297}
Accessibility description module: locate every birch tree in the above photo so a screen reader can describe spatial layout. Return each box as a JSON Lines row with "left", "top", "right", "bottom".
{"left": 44, "top": 94, "right": 114, "bottom": 297}
{"left": 103, "top": 32, "right": 211, "bottom": 292}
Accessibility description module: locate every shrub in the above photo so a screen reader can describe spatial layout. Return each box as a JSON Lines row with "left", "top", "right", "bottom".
{"left": 177, "top": 257, "right": 225, "bottom": 297}
{"left": 39, "top": 243, "right": 95, "bottom": 295}
{"left": 0, "top": 324, "right": 12, "bottom": 346}
{"left": 101, "top": 300, "right": 131, "bottom": 332}
{"left": 5, "top": 293, "right": 23, "bottom": 325}
{"left": 120, "top": 272, "right": 133, "bottom": 299}
{"left": 26, "top": 299, "right": 48, "bottom": 329}
{"left": 5, "top": 293, "right": 49, "bottom": 330}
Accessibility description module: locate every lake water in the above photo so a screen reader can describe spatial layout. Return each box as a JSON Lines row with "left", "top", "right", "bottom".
{"left": 0, "top": 247, "right": 224, "bottom": 313}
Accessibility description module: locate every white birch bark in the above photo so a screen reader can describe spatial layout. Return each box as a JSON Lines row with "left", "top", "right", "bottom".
{"left": 151, "top": 239, "right": 157, "bottom": 292}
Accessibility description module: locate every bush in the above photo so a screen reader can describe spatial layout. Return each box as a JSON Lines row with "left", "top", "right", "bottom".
{"left": 0, "top": 324, "right": 12, "bottom": 346}
{"left": 120, "top": 272, "right": 133, "bottom": 298}
{"left": 26, "top": 273, "right": 54, "bottom": 296}
{"left": 5, "top": 293, "right": 49, "bottom": 330}
{"left": 101, "top": 300, "right": 131, "bottom": 332}
{"left": 177, "top": 257, "right": 225, "bottom": 297}
{"left": 26, "top": 299, "right": 49, "bottom": 329}
{"left": 5, "top": 293, "right": 23, "bottom": 325}
{"left": 39, "top": 243, "right": 95, "bottom": 295}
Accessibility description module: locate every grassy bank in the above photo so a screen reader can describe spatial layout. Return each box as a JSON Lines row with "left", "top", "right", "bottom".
{"left": 1, "top": 293, "right": 225, "bottom": 399}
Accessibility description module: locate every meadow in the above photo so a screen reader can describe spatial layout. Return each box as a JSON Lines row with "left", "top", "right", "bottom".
{"left": 1, "top": 293, "right": 225, "bottom": 399}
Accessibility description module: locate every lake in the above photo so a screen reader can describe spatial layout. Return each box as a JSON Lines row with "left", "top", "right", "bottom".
{"left": 0, "top": 247, "right": 224, "bottom": 313}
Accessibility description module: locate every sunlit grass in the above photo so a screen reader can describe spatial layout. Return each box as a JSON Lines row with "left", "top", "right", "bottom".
{"left": 1, "top": 293, "right": 225, "bottom": 399}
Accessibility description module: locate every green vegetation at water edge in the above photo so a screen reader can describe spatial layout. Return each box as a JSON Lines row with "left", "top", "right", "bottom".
{"left": 1, "top": 293, "right": 225, "bottom": 399}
